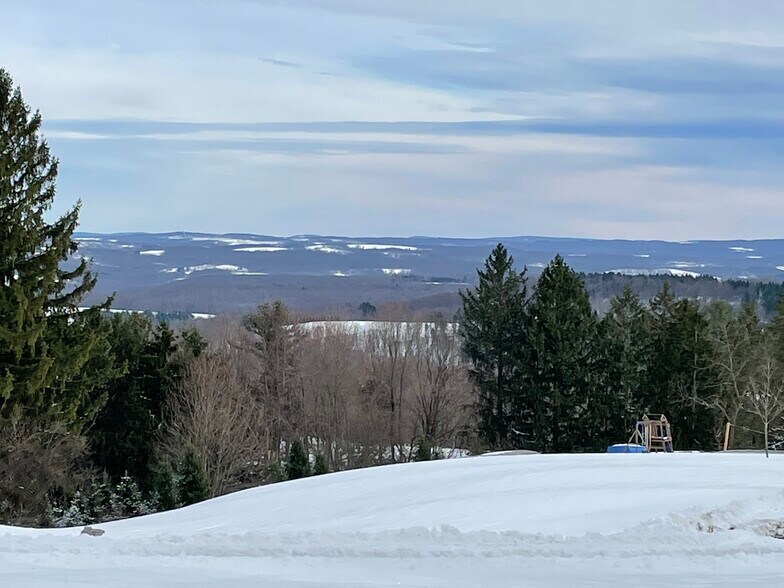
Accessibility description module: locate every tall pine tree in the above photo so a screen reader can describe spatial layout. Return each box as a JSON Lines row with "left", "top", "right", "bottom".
{"left": 459, "top": 244, "right": 528, "bottom": 449}
{"left": 526, "top": 255, "right": 599, "bottom": 452}
{"left": 598, "top": 286, "right": 651, "bottom": 440}
{"left": 0, "top": 68, "right": 111, "bottom": 426}
{"left": 647, "top": 284, "right": 716, "bottom": 449}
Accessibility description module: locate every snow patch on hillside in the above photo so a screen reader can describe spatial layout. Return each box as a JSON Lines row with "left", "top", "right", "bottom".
{"left": 234, "top": 246, "right": 287, "bottom": 252}
{"left": 607, "top": 268, "right": 702, "bottom": 278}
{"left": 184, "top": 264, "right": 246, "bottom": 275}
{"left": 192, "top": 237, "right": 280, "bottom": 246}
{"left": 191, "top": 312, "right": 215, "bottom": 320}
{"left": 382, "top": 268, "right": 412, "bottom": 275}
{"left": 300, "top": 320, "right": 456, "bottom": 335}
{"left": 307, "top": 244, "right": 347, "bottom": 254}
{"left": 348, "top": 244, "right": 419, "bottom": 251}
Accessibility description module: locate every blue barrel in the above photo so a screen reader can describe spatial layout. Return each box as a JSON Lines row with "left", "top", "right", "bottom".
{"left": 606, "top": 443, "right": 647, "bottom": 453}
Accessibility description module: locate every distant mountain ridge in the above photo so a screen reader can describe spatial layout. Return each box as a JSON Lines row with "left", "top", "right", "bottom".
{"left": 74, "top": 232, "right": 784, "bottom": 315}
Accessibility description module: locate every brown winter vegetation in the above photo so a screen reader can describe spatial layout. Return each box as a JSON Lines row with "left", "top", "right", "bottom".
{"left": 163, "top": 302, "right": 474, "bottom": 496}
{"left": 0, "top": 421, "right": 87, "bottom": 525}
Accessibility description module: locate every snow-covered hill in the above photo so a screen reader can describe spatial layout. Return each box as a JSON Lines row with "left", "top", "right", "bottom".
{"left": 72, "top": 232, "right": 784, "bottom": 315}
{"left": 3, "top": 453, "right": 784, "bottom": 587}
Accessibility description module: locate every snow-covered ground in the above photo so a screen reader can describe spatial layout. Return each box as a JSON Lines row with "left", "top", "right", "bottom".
{"left": 3, "top": 453, "right": 784, "bottom": 587}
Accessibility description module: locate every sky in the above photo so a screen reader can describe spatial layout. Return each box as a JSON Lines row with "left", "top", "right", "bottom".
{"left": 4, "top": 0, "right": 784, "bottom": 240}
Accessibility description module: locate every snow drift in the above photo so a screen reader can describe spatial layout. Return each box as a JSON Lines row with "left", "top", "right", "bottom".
{"left": 2, "top": 453, "right": 784, "bottom": 587}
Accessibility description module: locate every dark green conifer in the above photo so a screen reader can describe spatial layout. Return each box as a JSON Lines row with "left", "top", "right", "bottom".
{"left": 414, "top": 437, "right": 432, "bottom": 462}
{"left": 313, "top": 452, "right": 328, "bottom": 475}
{"left": 286, "top": 439, "right": 310, "bottom": 480}
{"left": 88, "top": 316, "right": 204, "bottom": 488}
{"left": 526, "top": 255, "right": 598, "bottom": 452}
{"left": 0, "top": 68, "right": 113, "bottom": 426}
{"left": 598, "top": 286, "right": 652, "bottom": 441}
{"left": 152, "top": 464, "right": 178, "bottom": 511}
{"left": 177, "top": 450, "right": 210, "bottom": 505}
{"left": 459, "top": 244, "right": 528, "bottom": 449}
{"left": 647, "top": 284, "right": 716, "bottom": 449}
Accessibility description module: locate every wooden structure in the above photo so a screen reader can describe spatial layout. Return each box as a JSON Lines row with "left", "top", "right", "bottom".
{"left": 723, "top": 422, "right": 732, "bottom": 451}
{"left": 629, "top": 414, "right": 674, "bottom": 453}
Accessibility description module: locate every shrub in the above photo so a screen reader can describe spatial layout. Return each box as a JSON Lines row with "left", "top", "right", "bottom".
{"left": 0, "top": 420, "right": 87, "bottom": 526}
{"left": 177, "top": 450, "right": 210, "bottom": 505}
{"left": 313, "top": 452, "right": 328, "bottom": 475}
{"left": 286, "top": 440, "right": 310, "bottom": 480}
{"left": 414, "top": 437, "right": 432, "bottom": 462}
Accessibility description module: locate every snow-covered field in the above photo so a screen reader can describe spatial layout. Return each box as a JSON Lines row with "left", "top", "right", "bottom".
{"left": 3, "top": 453, "right": 784, "bottom": 587}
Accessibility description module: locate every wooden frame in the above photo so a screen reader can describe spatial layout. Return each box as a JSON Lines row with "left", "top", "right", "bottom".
{"left": 629, "top": 414, "right": 674, "bottom": 453}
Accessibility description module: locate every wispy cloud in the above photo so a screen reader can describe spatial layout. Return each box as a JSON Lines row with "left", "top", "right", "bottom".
{"left": 3, "top": 0, "right": 784, "bottom": 239}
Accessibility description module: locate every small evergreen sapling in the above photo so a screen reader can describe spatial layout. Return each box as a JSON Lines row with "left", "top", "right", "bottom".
{"left": 313, "top": 452, "right": 328, "bottom": 475}
{"left": 266, "top": 460, "right": 285, "bottom": 483}
{"left": 152, "top": 464, "right": 178, "bottom": 511}
{"left": 177, "top": 450, "right": 210, "bottom": 505}
{"left": 414, "top": 437, "right": 432, "bottom": 462}
{"left": 286, "top": 440, "right": 310, "bottom": 480}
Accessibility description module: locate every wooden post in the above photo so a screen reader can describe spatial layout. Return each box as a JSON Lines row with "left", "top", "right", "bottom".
{"left": 723, "top": 422, "right": 732, "bottom": 451}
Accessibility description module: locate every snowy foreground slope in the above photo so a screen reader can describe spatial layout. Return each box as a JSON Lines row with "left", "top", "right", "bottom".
{"left": 3, "top": 453, "right": 784, "bottom": 587}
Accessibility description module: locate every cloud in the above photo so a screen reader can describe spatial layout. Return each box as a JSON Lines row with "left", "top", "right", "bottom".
{"left": 4, "top": 0, "right": 784, "bottom": 239}
{"left": 259, "top": 57, "right": 304, "bottom": 68}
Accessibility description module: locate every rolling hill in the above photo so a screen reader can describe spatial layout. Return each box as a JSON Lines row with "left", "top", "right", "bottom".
{"left": 73, "top": 233, "right": 784, "bottom": 315}
{"left": 2, "top": 452, "right": 784, "bottom": 587}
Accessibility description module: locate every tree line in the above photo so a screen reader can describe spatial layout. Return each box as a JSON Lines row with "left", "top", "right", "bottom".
{"left": 461, "top": 244, "right": 784, "bottom": 455}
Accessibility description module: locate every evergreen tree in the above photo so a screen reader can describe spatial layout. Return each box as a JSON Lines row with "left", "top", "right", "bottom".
{"left": 526, "top": 255, "right": 599, "bottom": 452}
{"left": 244, "top": 301, "right": 304, "bottom": 453}
{"left": 313, "top": 452, "right": 328, "bottom": 475}
{"left": 413, "top": 437, "right": 432, "bottom": 462}
{"left": 647, "top": 284, "right": 716, "bottom": 449}
{"left": 109, "top": 475, "right": 145, "bottom": 519}
{"left": 151, "top": 464, "right": 177, "bottom": 511}
{"left": 358, "top": 301, "right": 377, "bottom": 318}
{"left": 88, "top": 315, "right": 204, "bottom": 488}
{"left": 286, "top": 439, "right": 310, "bottom": 480}
{"left": 266, "top": 460, "right": 285, "bottom": 483}
{"left": 768, "top": 296, "right": 784, "bottom": 365}
{"left": 0, "top": 68, "right": 113, "bottom": 426}
{"left": 459, "top": 244, "right": 528, "bottom": 449}
{"left": 598, "top": 286, "right": 651, "bottom": 440}
{"left": 177, "top": 450, "right": 210, "bottom": 505}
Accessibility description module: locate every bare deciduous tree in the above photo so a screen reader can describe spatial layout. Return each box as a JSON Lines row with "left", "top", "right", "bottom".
{"left": 366, "top": 320, "right": 417, "bottom": 462}
{"left": 244, "top": 302, "right": 305, "bottom": 460}
{"left": 410, "top": 319, "right": 472, "bottom": 456}
{"left": 0, "top": 420, "right": 87, "bottom": 525}
{"left": 301, "top": 323, "right": 369, "bottom": 469}
{"left": 164, "top": 353, "right": 264, "bottom": 495}
{"left": 701, "top": 303, "right": 759, "bottom": 447}
{"left": 744, "top": 336, "right": 784, "bottom": 458}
